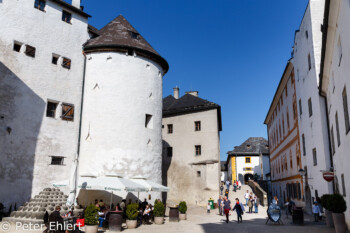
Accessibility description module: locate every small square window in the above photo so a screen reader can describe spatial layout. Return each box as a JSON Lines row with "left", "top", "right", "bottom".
{"left": 195, "top": 145, "right": 201, "bottom": 156}
{"left": 195, "top": 121, "right": 201, "bottom": 131}
{"left": 145, "top": 114, "right": 153, "bottom": 129}
{"left": 52, "top": 55, "right": 59, "bottom": 65}
{"left": 167, "top": 124, "right": 173, "bottom": 134}
{"left": 197, "top": 171, "right": 201, "bottom": 177}
{"left": 62, "top": 58, "right": 71, "bottom": 69}
{"left": 34, "top": 0, "right": 46, "bottom": 11}
{"left": 46, "top": 101, "right": 58, "bottom": 118}
{"left": 245, "top": 157, "right": 251, "bottom": 163}
{"left": 127, "top": 49, "right": 134, "bottom": 56}
{"left": 62, "top": 10, "right": 72, "bottom": 23}
{"left": 25, "top": 45, "right": 36, "bottom": 58}
{"left": 51, "top": 156, "right": 64, "bottom": 165}
{"left": 13, "top": 42, "right": 22, "bottom": 52}
{"left": 167, "top": 147, "right": 173, "bottom": 157}
{"left": 61, "top": 103, "right": 74, "bottom": 121}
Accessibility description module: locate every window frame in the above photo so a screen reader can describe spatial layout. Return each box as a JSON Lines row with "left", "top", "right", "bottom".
{"left": 308, "top": 98, "right": 313, "bottom": 117}
{"left": 46, "top": 101, "right": 58, "bottom": 118}
{"left": 195, "top": 145, "right": 201, "bottom": 156}
{"left": 245, "top": 157, "right": 251, "bottom": 164}
{"left": 13, "top": 41, "right": 22, "bottom": 52}
{"left": 342, "top": 87, "right": 350, "bottom": 134}
{"left": 34, "top": 0, "right": 46, "bottom": 11}
{"left": 62, "top": 10, "right": 72, "bottom": 24}
{"left": 50, "top": 156, "right": 64, "bottom": 166}
{"left": 312, "top": 148, "right": 317, "bottom": 166}
{"left": 167, "top": 124, "right": 173, "bottom": 134}
{"left": 335, "top": 111, "right": 341, "bottom": 146}
{"left": 195, "top": 121, "right": 201, "bottom": 131}
{"left": 308, "top": 53, "right": 312, "bottom": 70}
{"left": 302, "top": 134, "right": 306, "bottom": 156}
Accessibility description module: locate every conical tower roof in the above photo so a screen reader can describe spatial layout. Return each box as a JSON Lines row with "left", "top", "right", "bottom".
{"left": 84, "top": 15, "right": 169, "bottom": 73}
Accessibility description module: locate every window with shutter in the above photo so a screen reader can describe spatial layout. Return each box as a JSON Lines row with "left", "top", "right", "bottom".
{"left": 62, "top": 58, "right": 71, "bottom": 69}
{"left": 61, "top": 103, "right": 74, "bottom": 121}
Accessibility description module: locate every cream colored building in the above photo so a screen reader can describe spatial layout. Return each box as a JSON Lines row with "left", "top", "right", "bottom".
{"left": 265, "top": 61, "right": 305, "bottom": 208}
{"left": 162, "top": 87, "right": 222, "bottom": 205}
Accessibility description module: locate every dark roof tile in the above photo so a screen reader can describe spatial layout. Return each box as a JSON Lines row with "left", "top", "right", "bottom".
{"left": 227, "top": 137, "right": 270, "bottom": 155}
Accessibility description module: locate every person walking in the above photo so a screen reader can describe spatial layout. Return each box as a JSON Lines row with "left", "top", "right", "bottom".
{"left": 217, "top": 196, "right": 223, "bottom": 216}
{"left": 225, "top": 180, "right": 230, "bottom": 191}
{"left": 254, "top": 196, "right": 259, "bottom": 213}
{"left": 223, "top": 196, "right": 232, "bottom": 223}
{"left": 207, "top": 202, "right": 211, "bottom": 214}
{"left": 238, "top": 180, "right": 242, "bottom": 190}
{"left": 248, "top": 196, "right": 253, "bottom": 213}
{"left": 225, "top": 189, "right": 229, "bottom": 198}
{"left": 233, "top": 181, "right": 237, "bottom": 192}
{"left": 244, "top": 190, "right": 250, "bottom": 206}
{"left": 220, "top": 184, "right": 224, "bottom": 196}
{"left": 312, "top": 202, "right": 321, "bottom": 222}
{"left": 232, "top": 198, "right": 245, "bottom": 223}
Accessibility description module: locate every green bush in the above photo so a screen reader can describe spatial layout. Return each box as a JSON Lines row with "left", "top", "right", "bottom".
{"left": 84, "top": 204, "right": 99, "bottom": 225}
{"left": 153, "top": 201, "right": 165, "bottom": 217}
{"left": 328, "top": 194, "right": 347, "bottom": 213}
{"left": 321, "top": 194, "right": 331, "bottom": 210}
{"left": 126, "top": 203, "right": 139, "bottom": 220}
{"left": 179, "top": 201, "right": 187, "bottom": 214}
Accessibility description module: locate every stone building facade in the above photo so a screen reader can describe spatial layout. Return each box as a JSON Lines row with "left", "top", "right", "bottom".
{"left": 264, "top": 62, "right": 305, "bottom": 208}
{"left": 162, "top": 87, "right": 221, "bottom": 206}
{"left": 0, "top": 0, "right": 168, "bottom": 208}
{"left": 226, "top": 137, "right": 270, "bottom": 184}
{"left": 320, "top": 0, "right": 350, "bottom": 227}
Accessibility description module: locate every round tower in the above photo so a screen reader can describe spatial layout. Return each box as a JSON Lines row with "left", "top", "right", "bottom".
{"left": 79, "top": 15, "right": 168, "bottom": 202}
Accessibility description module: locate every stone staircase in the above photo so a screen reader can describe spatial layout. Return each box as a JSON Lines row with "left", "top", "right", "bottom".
{"left": 3, "top": 187, "right": 83, "bottom": 224}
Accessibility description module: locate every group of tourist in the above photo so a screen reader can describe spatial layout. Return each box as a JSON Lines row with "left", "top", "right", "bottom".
{"left": 221, "top": 180, "right": 242, "bottom": 195}
{"left": 217, "top": 188, "right": 260, "bottom": 223}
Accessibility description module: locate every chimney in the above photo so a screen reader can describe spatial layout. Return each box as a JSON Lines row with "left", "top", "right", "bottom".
{"left": 72, "top": 0, "right": 81, "bottom": 8}
{"left": 186, "top": 91, "right": 199, "bottom": 97}
{"left": 173, "top": 86, "right": 179, "bottom": 99}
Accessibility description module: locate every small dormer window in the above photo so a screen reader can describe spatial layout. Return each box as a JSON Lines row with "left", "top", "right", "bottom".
{"left": 62, "top": 10, "right": 72, "bottom": 24}
{"left": 34, "top": 0, "right": 46, "bottom": 11}
{"left": 130, "top": 31, "right": 139, "bottom": 40}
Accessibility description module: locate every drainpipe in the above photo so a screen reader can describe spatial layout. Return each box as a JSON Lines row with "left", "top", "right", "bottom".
{"left": 74, "top": 51, "right": 87, "bottom": 200}
{"left": 319, "top": 93, "right": 335, "bottom": 194}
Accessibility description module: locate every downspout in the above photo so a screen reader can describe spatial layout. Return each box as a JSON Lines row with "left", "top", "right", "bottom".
{"left": 319, "top": 93, "right": 335, "bottom": 194}
{"left": 74, "top": 52, "right": 87, "bottom": 200}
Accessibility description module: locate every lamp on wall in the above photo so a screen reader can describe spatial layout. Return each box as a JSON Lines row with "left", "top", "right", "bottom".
{"left": 298, "top": 168, "right": 307, "bottom": 177}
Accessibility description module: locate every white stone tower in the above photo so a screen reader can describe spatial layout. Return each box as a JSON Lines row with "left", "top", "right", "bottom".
{"left": 79, "top": 15, "right": 168, "bottom": 201}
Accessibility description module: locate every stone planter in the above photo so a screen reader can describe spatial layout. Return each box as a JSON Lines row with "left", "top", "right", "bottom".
{"left": 179, "top": 213, "right": 187, "bottom": 220}
{"left": 332, "top": 213, "right": 346, "bottom": 233}
{"left": 325, "top": 209, "right": 334, "bottom": 227}
{"left": 154, "top": 216, "right": 164, "bottom": 225}
{"left": 126, "top": 219, "right": 137, "bottom": 229}
{"left": 84, "top": 225, "right": 98, "bottom": 233}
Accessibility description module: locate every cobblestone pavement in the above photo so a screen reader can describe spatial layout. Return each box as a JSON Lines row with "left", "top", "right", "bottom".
{"left": 0, "top": 185, "right": 335, "bottom": 233}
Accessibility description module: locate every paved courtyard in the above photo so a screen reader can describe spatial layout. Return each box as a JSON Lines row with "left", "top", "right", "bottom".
{"left": 0, "top": 186, "right": 335, "bottom": 233}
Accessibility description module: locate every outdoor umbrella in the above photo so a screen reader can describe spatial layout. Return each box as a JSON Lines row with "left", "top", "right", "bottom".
{"left": 66, "top": 153, "right": 78, "bottom": 207}
{"left": 131, "top": 177, "right": 169, "bottom": 192}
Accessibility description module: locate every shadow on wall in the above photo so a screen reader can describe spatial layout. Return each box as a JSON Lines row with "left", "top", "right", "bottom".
{"left": 161, "top": 140, "right": 172, "bottom": 203}
{"left": 0, "top": 62, "right": 45, "bottom": 210}
{"left": 76, "top": 190, "right": 138, "bottom": 208}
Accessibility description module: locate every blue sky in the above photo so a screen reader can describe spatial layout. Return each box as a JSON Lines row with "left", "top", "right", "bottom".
{"left": 83, "top": 0, "right": 308, "bottom": 160}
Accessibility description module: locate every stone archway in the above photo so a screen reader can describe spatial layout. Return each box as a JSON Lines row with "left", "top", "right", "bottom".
{"left": 244, "top": 173, "right": 254, "bottom": 184}
{"left": 305, "top": 185, "right": 312, "bottom": 214}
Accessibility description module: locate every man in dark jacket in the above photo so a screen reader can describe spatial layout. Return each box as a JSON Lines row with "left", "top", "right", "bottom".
{"left": 48, "top": 206, "right": 64, "bottom": 233}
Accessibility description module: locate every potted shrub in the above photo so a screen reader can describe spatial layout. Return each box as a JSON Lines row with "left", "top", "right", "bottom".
{"left": 179, "top": 201, "right": 187, "bottom": 220}
{"left": 153, "top": 201, "right": 165, "bottom": 225}
{"left": 328, "top": 194, "right": 347, "bottom": 233}
{"left": 321, "top": 194, "right": 334, "bottom": 227}
{"left": 84, "top": 204, "right": 99, "bottom": 233}
{"left": 126, "top": 203, "right": 138, "bottom": 229}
